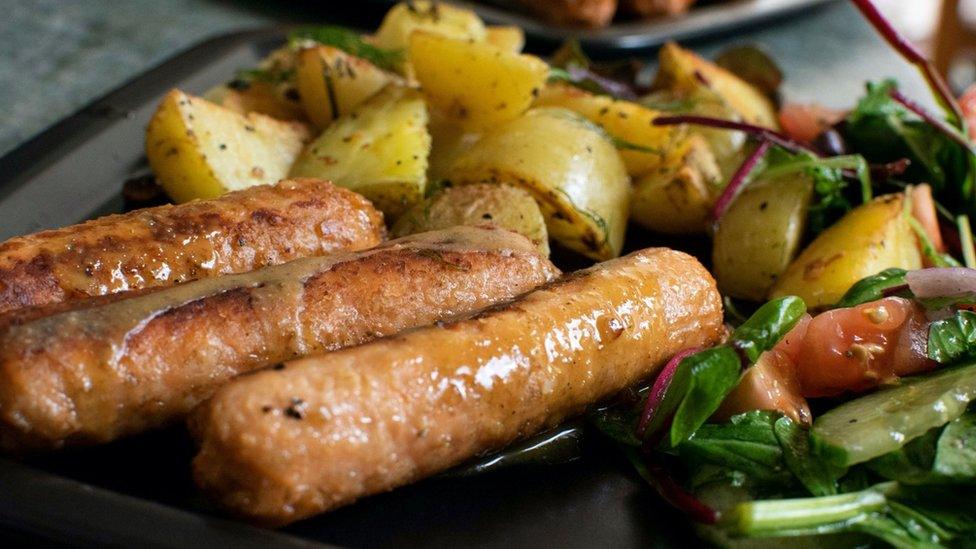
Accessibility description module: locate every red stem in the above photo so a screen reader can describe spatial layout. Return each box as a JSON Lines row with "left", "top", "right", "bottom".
{"left": 644, "top": 460, "right": 719, "bottom": 524}
{"left": 889, "top": 89, "right": 976, "bottom": 154}
{"left": 636, "top": 348, "right": 700, "bottom": 438}
{"left": 652, "top": 115, "right": 814, "bottom": 155}
{"left": 712, "top": 140, "right": 772, "bottom": 222}
{"left": 850, "top": 0, "right": 964, "bottom": 125}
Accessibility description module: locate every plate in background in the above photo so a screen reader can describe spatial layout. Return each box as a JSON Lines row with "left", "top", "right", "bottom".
{"left": 364, "top": 0, "right": 841, "bottom": 51}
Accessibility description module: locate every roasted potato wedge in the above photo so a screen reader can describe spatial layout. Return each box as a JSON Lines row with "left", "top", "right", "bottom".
{"left": 713, "top": 174, "right": 814, "bottom": 301}
{"left": 295, "top": 45, "right": 399, "bottom": 129}
{"left": 205, "top": 82, "right": 306, "bottom": 121}
{"left": 427, "top": 110, "right": 481, "bottom": 184}
{"left": 535, "top": 83, "right": 674, "bottom": 176}
{"left": 290, "top": 86, "right": 431, "bottom": 219}
{"left": 409, "top": 32, "right": 549, "bottom": 131}
{"left": 630, "top": 133, "right": 722, "bottom": 234}
{"left": 374, "top": 1, "right": 487, "bottom": 52}
{"left": 770, "top": 192, "right": 923, "bottom": 309}
{"left": 654, "top": 42, "right": 779, "bottom": 129}
{"left": 146, "top": 89, "right": 312, "bottom": 203}
{"left": 392, "top": 183, "right": 549, "bottom": 255}
{"left": 486, "top": 25, "right": 525, "bottom": 53}
{"left": 448, "top": 107, "right": 630, "bottom": 260}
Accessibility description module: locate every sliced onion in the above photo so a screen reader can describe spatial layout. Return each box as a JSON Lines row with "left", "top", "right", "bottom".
{"left": 905, "top": 267, "right": 976, "bottom": 298}
{"left": 636, "top": 347, "right": 700, "bottom": 438}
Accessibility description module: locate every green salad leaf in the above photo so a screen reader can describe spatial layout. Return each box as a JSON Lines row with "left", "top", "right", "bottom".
{"left": 928, "top": 310, "right": 976, "bottom": 364}
{"left": 667, "top": 346, "right": 742, "bottom": 446}
{"left": 834, "top": 268, "right": 908, "bottom": 307}
{"left": 677, "top": 411, "right": 794, "bottom": 486}
{"left": 730, "top": 296, "right": 807, "bottom": 363}
{"left": 843, "top": 79, "right": 976, "bottom": 218}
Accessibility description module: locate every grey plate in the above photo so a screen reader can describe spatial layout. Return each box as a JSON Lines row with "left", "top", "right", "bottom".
{"left": 366, "top": 0, "right": 840, "bottom": 51}
{"left": 0, "top": 28, "right": 696, "bottom": 548}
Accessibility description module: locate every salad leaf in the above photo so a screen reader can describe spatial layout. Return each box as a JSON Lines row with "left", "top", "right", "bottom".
{"left": 843, "top": 80, "right": 976, "bottom": 218}
{"left": 288, "top": 25, "right": 404, "bottom": 72}
{"left": 590, "top": 403, "right": 642, "bottom": 447}
{"left": 677, "top": 411, "right": 794, "bottom": 486}
{"left": 928, "top": 310, "right": 976, "bottom": 364}
{"left": 834, "top": 268, "right": 908, "bottom": 307}
{"left": 725, "top": 481, "right": 976, "bottom": 547}
{"left": 773, "top": 417, "right": 843, "bottom": 496}
{"left": 730, "top": 296, "right": 807, "bottom": 363}
{"left": 667, "top": 346, "right": 742, "bottom": 446}
{"left": 933, "top": 411, "right": 976, "bottom": 479}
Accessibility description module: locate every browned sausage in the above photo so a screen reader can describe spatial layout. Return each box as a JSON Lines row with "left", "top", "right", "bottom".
{"left": 0, "top": 178, "right": 385, "bottom": 315}
{"left": 190, "top": 247, "right": 724, "bottom": 525}
{"left": 0, "top": 226, "right": 558, "bottom": 453}
{"left": 619, "top": 0, "right": 696, "bottom": 17}
{"left": 518, "top": 0, "right": 618, "bottom": 28}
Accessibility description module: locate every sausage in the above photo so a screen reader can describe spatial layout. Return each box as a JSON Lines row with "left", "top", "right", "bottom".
{"left": 0, "top": 226, "right": 558, "bottom": 453}
{"left": 619, "top": 0, "right": 696, "bottom": 17}
{"left": 189, "top": 247, "right": 724, "bottom": 525}
{"left": 518, "top": 0, "right": 618, "bottom": 28}
{"left": 0, "top": 178, "right": 385, "bottom": 315}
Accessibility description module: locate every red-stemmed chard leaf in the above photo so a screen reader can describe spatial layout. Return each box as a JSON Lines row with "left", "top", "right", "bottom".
{"left": 652, "top": 115, "right": 815, "bottom": 155}
{"left": 636, "top": 347, "right": 700, "bottom": 438}
{"left": 712, "top": 140, "right": 773, "bottom": 222}
{"left": 850, "top": 0, "right": 964, "bottom": 125}
{"left": 642, "top": 459, "right": 719, "bottom": 524}
{"left": 888, "top": 89, "right": 976, "bottom": 154}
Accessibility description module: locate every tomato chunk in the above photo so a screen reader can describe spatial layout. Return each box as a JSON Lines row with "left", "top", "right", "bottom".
{"left": 960, "top": 84, "right": 976, "bottom": 142}
{"left": 715, "top": 348, "right": 811, "bottom": 425}
{"left": 778, "top": 103, "right": 845, "bottom": 144}
{"left": 910, "top": 184, "right": 944, "bottom": 255}
{"left": 795, "top": 297, "right": 934, "bottom": 397}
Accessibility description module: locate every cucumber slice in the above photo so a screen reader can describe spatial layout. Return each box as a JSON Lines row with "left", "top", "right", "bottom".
{"left": 812, "top": 362, "right": 976, "bottom": 467}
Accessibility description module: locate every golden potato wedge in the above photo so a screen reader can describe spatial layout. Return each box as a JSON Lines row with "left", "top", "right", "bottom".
{"left": 409, "top": 32, "right": 549, "bottom": 131}
{"left": 654, "top": 42, "right": 779, "bottom": 129}
{"left": 447, "top": 107, "right": 630, "bottom": 260}
{"left": 535, "top": 83, "right": 674, "bottom": 176}
{"left": 713, "top": 174, "right": 814, "bottom": 301}
{"left": 770, "top": 192, "right": 923, "bottom": 309}
{"left": 374, "top": 1, "right": 487, "bottom": 52}
{"left": 146, "top": 89, "right": 312, "bottom": 203}
{"left": 486, "top": 25, "right": 525, "bottom": 53}
{"left": 392, "top": 183, "right": 549, "bottom": 255}
{"left": 427, "top": 109, "right": 481, "bottom": 184}
{"left": 205, "top": 82, "right": 306, "bottom": 121}
{"left": 295, "top": 45, "right": 399, "bottom": 128}
{"left": 630, "top": 133, "right": 722, "bottom": 234}
{"left": 290, "top": 86, "right": 431, "bottom": 219}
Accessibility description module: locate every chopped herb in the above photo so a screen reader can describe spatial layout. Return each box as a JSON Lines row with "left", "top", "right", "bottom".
{"left": 288, "top": 25, "right": 404, "bottom": 72}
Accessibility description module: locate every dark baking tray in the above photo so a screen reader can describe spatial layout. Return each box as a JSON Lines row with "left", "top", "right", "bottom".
{"left": 364, "top": 0, "right": 840, "bottom": 51}
{"left": 0, "top": 28, "right": 697, "bottom": 548}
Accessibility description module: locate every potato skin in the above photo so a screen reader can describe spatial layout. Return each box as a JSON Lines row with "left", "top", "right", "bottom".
{"left": 713, "top": 174, "right": 813, "bottom": 301}
{"left": 409, "top": 32, "right": 549, "bottom": 131}
{"left": 392, "top": 183, "right": 550, "bottom": 255}
{"left": 0, "top": 178, "right": 385, "bottom": 315}
{"left": 448, "top": 107, "right": 631, "bottom": 260}
{"left": 146, "top": 89, "right": 311, "bottom": 203}
{"left": 535, "top": 83, "right": 675, "bottom": 176}
{"left": 290, "top": 86, "right": 431, "bottom": 220}
{"left": 374, "top": 0, "right": 487, "bottom": 52}
{"left": 654, "top": 42, "right": 779, "bottom": 129}
{"left": 770, "top": 193, "right": 923, "bottom": 309}
{"left": 295, "top": 45, "right": 396, "bottom": 129}
{"left": 485, "top": 25, "right": 525, "bottom": 53}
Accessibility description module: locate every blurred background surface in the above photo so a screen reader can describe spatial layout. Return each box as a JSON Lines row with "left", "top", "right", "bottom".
{"left": 0, "top": 0, "right": 972, "bottom": 157}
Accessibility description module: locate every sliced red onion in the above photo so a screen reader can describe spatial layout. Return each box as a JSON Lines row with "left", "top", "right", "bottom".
{"left": 905, "top": 267, "right": 976, "bottom": 298}
{"left": 851, "top": 0, "right": 964, "bottom": 124}
{"left": 652, "top": 115, "right": 815, "bottom": 155}
{"left": 565, "top": 66, "right": 638, "bottom": 100}
{"left": 636, "top": 347, "right": 700, "bottom": 438}
{"left": 712, "top": 140, "right": 772, "bottom": 222}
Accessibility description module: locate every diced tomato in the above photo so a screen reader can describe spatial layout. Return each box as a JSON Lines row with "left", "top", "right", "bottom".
{"left": 778, "top": 103, "right": 846, "bottom": 144}
{"left": 960, "top": 84, "right": 976, "bottom": 142}
{"left": 714, "top": 348, "right": 811, "bottom": 425}
{"left": 910, "top": 184, "right": 945, "bottom": 254}
{"left": 775, "top": 313, "right": 811, "bottom": 365}
{"left": 795, "top": 297, "right": 935, "bottom": 397}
